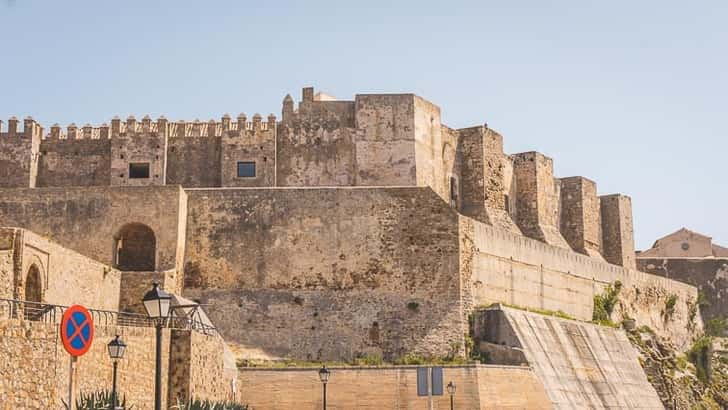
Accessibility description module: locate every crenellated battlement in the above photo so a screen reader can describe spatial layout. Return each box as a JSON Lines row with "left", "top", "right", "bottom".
{"left": 0, "top": 116, "right": 44, "bottom": 140}
{"left": 2, "top": 113, "right": 278, "bottom": 142}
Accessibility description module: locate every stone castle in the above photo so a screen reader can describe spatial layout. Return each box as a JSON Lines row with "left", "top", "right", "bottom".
{"left": 0, "top": 87, "right": 722, "bottom": 409}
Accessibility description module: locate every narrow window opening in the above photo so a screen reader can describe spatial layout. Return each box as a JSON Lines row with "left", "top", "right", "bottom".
{"left": 237, "top": 161, "right": 256, "bottom": 178}
{"left": 129, "top": 163, "right": 150, "bottom": 179}
{"left": 504, "top": 195, "right": 510, "bottom": 213}
{"left": 449, "top": 177, "right": 458, "bottom": 201}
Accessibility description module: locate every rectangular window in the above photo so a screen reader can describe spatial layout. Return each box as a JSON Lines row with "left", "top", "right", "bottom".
{"left": 237, "top": 161, "right": 256, "bottom": 178}
{"left": 129, "top": 163, "right": 150, "bottom": 179}
{"left": 504, "top": 194, "right": 510, "bottom": 213}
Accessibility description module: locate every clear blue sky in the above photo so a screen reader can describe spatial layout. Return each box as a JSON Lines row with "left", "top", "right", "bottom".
{"left": 1, "top": 0, "right": 725, "bottom": 250}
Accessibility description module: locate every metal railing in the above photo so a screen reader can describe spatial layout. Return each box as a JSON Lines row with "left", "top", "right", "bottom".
{"left": 0, "top": 298, "right": 217, "bottom": 335}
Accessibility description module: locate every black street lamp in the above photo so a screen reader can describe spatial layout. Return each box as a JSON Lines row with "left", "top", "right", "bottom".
{"left": 318, "top": 365, "right": 330, "bottom": 410}
{"left": 447, "top": 381, "right": 456, "bottom": 410}
{"left": 107, "top": 335, "right": 127, "bottom": 410}
{"left": 142, "top": 282, "right": 171, "bottom": 410}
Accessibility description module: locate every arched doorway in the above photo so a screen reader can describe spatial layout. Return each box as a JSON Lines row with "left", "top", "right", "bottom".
{"left": 24, "top": 265, "right": 43, "bottom": 320}
{"left": 114, "top": 223, "right": 156, "bottom": 271}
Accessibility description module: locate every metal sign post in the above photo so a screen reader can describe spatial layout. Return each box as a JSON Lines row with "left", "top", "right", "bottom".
{"left": 60, "top": 305, "right": 95, "bottom": 410}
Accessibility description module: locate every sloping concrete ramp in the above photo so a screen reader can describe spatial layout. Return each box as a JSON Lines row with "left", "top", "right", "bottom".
{"left": 479, "top": 306, "right": 663, "bottom": 409}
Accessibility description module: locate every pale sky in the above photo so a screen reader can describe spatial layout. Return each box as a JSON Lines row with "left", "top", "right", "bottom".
{"left": 1, "top": 0, "right": 725, "bottom": 250}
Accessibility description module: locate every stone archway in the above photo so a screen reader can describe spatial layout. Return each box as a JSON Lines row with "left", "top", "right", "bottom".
{"left": 23, "top": 264, "right": 44, "bottom": 320}
{"left": 24, "top": 264, "right": 42, "bottom": 303}
{"left": 114, "top": 223, "right": 156, "bottom": 271}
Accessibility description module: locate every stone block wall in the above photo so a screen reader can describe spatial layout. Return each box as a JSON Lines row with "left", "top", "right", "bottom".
{"left": 512, "top": 152, "right": 569, "bottom": 248}
{"left": 600, "top": 194, "right": 636, "bottom": 269}
{"left": 183, "top": 187, "right": 465, "bottom": 361}
{"left": 559, "top": 176, "right": 602, "bottom": 258}
{"left": 37, "top": 138, "right": 111, "bottom": 187}
{"left": 0, "top": 118, "right": 41, "bottom": 188}
{"left": 0, "top": 186, "right": 187, "bottom": 272}
{"left": 221, "top": 121, "right": 276, "bottom": 187}
{"left": 166, "top": 136, "right": 222, "bottom": 187}
{"left": 168, "top": 330, "right": 235, "bottom": 404}
{"left": 236, "top": 365, "right": 551, "bottom": 409}
{"left": 0, "top": 319, "right": 170, "bottom": 410}
{"left": 0, "top": 227, "right": 121, "bottom": 311}
{"left": 457, "top": 126, "right": 520, "bottom": 233}
{"left": 119, "top": 269, "right": 182, "bottom": 314}
{"left": 110, "top": 121, "right": 168, "bottom": 186}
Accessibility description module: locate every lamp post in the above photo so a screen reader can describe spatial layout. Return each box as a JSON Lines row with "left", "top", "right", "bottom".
{"left": 107, "top": 335, "right": 127, "bottom": 410}
{"left": 447, "top": 381, "right": 456, "bottom": 410}
{"left": 318, "top": 365, "right": 330, "bottom": 410}
{"left": 142, "top": 282, "right": 171, "bottom": 410}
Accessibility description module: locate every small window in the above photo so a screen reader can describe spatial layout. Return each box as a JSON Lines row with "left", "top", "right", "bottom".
{"left": 129, "top": 163, "right": 150, "bottom": 179}
{"left": 504, "top": 195, "right": 510, "bottom": 213}
{"left": 449, "top": 177, "right": 458, "bottom": 201}
{"left": 237, "top": 162, "right": 256, "bottom": 178}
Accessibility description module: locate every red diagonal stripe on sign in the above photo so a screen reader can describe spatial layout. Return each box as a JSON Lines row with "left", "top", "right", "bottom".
{"left": 69, "top": 315, "right": 89, "bottom": 345}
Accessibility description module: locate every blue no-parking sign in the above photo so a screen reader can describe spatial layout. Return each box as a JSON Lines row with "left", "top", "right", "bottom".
{"left": 60, "top": 305, "right": 94, "bottom": 357}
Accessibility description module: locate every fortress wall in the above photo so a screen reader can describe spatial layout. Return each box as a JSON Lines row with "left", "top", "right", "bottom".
{"left": 559, "top": 176, "right": 602, "bottom": 258}
{"left": 512, "top": 152, "right": 569, "bottom": 248}
{"left": 168, "top": 330, "right": 235, "bottom": 404}
{"left": 600, "top": 194, "right": 636, "bottom": 269}
{"left": 0, "top": 229, "right": 18, "bottom": 299}
{"left": 0, "top": 319, "right": 171, "bottom": 410}
{"left": 277, "top": 93, "right": 358, "bottom": 187}
{"left": 237, "top": 365, "right": 551, "bottom": 410}
{"left": 356, "top": 94, "right": 420, "bottom": 186}
{"left": 0, "top": 186, "right": 187, "bottom": 271}
{"left": 220, "top": 127, "right": 276, "bottom": 187}
{"left": 183, "top": 187, "right": 465, "bottom": 360}
{"left": 110, "top": 130, "right": 168, "bottom": 186}
{"left": 166, "top": 136, "right": 222, "bottom": 187}
{"left": 0, "top": 228, "right": 120, "bottom": 310}
{"left": 37, "top": 139, "right": 111, "bottom": 187}
{"left": 19, "top": 229, "right": 121, "bottom": 310}
{"left": 0, "top": 132, "right": 40, "bottom": 189}
{"left": 461, "top": 218, "right": 700, "bottom": 349}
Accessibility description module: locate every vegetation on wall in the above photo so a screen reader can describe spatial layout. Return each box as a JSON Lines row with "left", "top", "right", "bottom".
{"left": 663, "top": 294, "right": 678, "bottom": 319}
{"left": 705, "top": 317, "right": 727, "bottom": 337}
{"left": 686, "top": 336, "right": 713, "bottom": 383}
{"left": 592, "top": 280, "right": 622, "bottom": 326}
{"left": 171, "top": 398, "right": 248, "bottom": 410}
{"left": 63, "top": 390, "right": 134, "bottom": 410}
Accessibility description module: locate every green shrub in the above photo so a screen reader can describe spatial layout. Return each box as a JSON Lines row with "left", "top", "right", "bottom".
{"left": 687, "top": 336, "right": 712, "bottom": 383}
{"left": 63, "top": 390, "right": 134, "bottom": 410}
{"left": 406, "top": 301, "right": 420, "bottom": 312}
{"left": 664, "top": 294, "right": 678, "bottom": 318}
{"left": 352, "top": 352, "right": 384, "bottom": 366}
{"left": 593, "top": 281, "right": 622, "bottom": 323}
{"left": 705, "top": 317, "right": 727, "bottom": 337}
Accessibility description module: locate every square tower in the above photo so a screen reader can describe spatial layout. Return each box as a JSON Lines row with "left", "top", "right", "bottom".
{"left": 512, "top": 152, "right": 569, "bottom": 248}
{"left": 600, "top": 194, "right": 636, "bottom": 269}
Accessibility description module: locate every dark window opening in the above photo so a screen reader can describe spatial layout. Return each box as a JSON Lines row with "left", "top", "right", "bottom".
{"left": 129, "top": 163, "right": 150, "bottom": 179}
{"left": 237, "top": 162, "right": 256, "bottom": 178}
{"left": 504, "top": 195, "right": 510, "bottom": 213}
{"left": 449, "top": 177, "right": 458, "bottom": 201}
{"left": 24, "top": 265, "right": 44, "bottom": 320}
